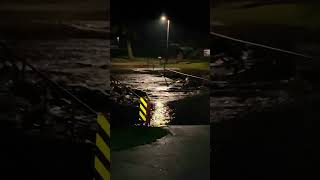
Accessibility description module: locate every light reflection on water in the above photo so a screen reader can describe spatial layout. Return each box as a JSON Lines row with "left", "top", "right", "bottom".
{"left": 115, "top": 68, "right": 203, "bottom": 127}
{"left": 150, "top": 101, "right": 172, "bottom": 127}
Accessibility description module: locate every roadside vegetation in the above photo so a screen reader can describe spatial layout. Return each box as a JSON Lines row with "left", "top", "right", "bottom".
{"left": 112, "top": 57, "right": 209, "bottom": 74}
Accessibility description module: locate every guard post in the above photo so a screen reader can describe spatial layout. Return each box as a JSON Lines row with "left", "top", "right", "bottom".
{"left": 139, "top": 96, "right": 151, "bottom": 126}
{"left": 93, "top": 113, "right": 110, "bottom": 180}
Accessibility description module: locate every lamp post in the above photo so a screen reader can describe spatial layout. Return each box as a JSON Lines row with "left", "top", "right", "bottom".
{"left": 161, "top": 15, "right": 170, "bottom": 64}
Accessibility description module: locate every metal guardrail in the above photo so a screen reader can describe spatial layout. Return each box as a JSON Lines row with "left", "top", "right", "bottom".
{"left": 210, "top": 32, "right": 313, "bottom": 59}
{"left": 24, "top": 60, "right": 98, "bottom": 115}
{"left": 2, "top": 42, "right": 111, "bottom": 180}
{"left": 110, "top": 75, "right": 142, "bottom": 98}
{"left": 165, "top": 69, "right": 210, "bottom": 82}
{"left": 1, "top": 42, "right": 97, "bottom": 115}
{"left": 156, "top": 32, "right": 311, "bottom": 83}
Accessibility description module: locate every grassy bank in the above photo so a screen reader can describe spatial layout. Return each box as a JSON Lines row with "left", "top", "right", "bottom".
{"left": 111, "top": 126, "right": 169, "bottom": 151}
{"left": 112, "top": 57, "right": 209, "bottom": 74}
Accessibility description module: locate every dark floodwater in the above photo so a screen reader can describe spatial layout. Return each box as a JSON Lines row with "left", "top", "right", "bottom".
{"left": 210, "top": 82, "right": 291, "bottom": 123}
{"left": 3, "top": 21, "right": 110, "bottom": 91}
{"left": 114, "top": 68, "right": 209, "bottom": 126}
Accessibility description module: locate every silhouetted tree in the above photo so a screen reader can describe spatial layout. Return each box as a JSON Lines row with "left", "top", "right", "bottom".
{"left": 112, "top": 24, "right": 137, "bottom": 60}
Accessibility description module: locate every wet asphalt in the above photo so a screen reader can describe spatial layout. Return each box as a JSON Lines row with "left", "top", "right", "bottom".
{"left": 111, "top": 125, "right": 210, "bottom": 180}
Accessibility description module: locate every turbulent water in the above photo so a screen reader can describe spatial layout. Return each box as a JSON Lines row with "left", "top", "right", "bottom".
{"left": 4, "top": 21, "right": 110, "bottom": 91}
{"left": 210, "top": 83, "right": 291, "bottom": 123}
{"left": 114, "top": 68, "right": 208, "bottom": 126}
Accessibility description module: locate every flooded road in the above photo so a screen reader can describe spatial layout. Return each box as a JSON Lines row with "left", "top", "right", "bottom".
{"left": 113, "top": 68, "right": 209, "bottom": 126}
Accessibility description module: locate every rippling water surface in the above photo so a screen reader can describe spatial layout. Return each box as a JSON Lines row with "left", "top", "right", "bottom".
{"left": 114, "top": 68, "right": 208, "bottom": 126}
{"left": 5, "top": 21, "right": 110, "bottom": 91}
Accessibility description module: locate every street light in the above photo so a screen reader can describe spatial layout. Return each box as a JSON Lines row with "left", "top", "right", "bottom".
{"left": 161, "top": 15, "right": 170, "bottom": 63}
{"left": 116, "top": 36, "right": 120, "bottom": 44}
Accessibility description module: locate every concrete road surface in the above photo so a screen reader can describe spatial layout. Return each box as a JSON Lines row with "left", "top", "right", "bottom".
{"left": 111, "top": 125, "right": 210, "bottom": 180}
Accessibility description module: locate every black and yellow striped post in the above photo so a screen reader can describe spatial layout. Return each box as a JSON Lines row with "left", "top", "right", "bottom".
{"left": 139, "top": 97, "right": 150, "bottom": 126}
{"left": 94, "top": 113, "right": 110, "bottom": 180}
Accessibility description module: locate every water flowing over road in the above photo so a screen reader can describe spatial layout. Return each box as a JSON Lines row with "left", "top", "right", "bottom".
{"left": 113, "top": 68, "right": 209, "bottom": 126}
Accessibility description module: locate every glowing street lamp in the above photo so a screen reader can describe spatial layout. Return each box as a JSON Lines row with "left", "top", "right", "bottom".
{"left": 160, "top": 15, "right": 170, "bottom": 63}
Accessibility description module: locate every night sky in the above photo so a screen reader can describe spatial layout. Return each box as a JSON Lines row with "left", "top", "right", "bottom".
{"left": 111, "top": 0, "right": 210, "bottom": 56}
{"left": 111, "top": 0, "right": 209, "bottom": 33}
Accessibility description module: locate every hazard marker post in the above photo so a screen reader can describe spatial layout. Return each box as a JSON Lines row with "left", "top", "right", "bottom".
{"left": 93, "top": 113, "right": 110, "bottom": 180}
